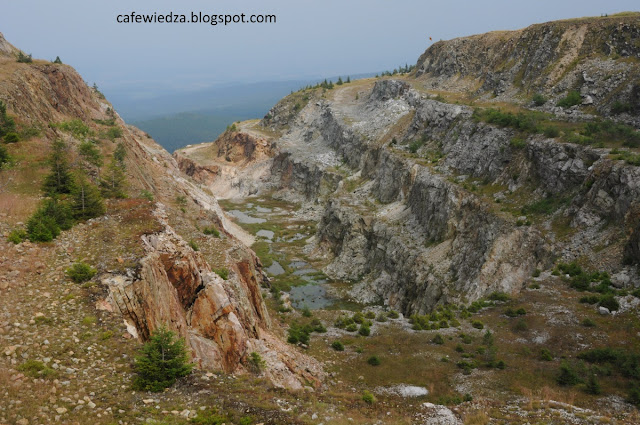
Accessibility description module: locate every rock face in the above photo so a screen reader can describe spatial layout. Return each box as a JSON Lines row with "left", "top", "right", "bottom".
{"left": 174, "top": 129, "right": 276, "bottom": 198}
{"left": 105, "top": 205, "right": 322, "bottom": 388}
{"left": 197, "top": 78, "right": 638, "bottom": 314}
{"left": 175, "top": 15, "right": 640, "bottom": 315}
{"left": 414, "top": 14, "right": 640, "bottom": 124}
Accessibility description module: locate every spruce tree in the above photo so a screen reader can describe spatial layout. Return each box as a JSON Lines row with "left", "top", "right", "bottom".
{"left": 53, "top": 56, "right": 62, "bottom": 64}
{"left": 78, "top": 140, "right": 103, "bottom": 180}
{"left": 101, "top": 142, "right": 127, "bottom": 198}
{"left": 71, "top": 173, "right": 104, "bottom": 220}
{"left": 133, "top": 327, "right": 192, "bottom": 392}
{"left": 42, "top": 139, "right": 75, "bottom": 196}
{"left": 0, "top": 144, "right": 8, "bottom": 168}
{"left": 0, "top": 100, "right": 16, "bottom": 138}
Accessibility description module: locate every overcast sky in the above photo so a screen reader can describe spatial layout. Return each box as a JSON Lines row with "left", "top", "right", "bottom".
{"left": 1, "top": 1, "right": 638, "bottom": 99}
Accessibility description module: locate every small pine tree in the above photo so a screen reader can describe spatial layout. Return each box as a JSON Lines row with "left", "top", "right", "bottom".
{"left": 0, "top": 144, "right": 9, "bottom": 168}
{"left": 346, "top": 76, "right": 351, "bottom": 83}
{"left": 53, "top": 56, "right": 62, "bottom": 64}
{"left": 557, "top": 362, "right": 580, "bottom": 386}
{"left": 78, "top": 140, "right": 103, "bottom": 178}
{"left": 100, "top": 142, "right": 127, "bottom": 197}
{"left": 16, "top": 52, "right": 33, "bottom": 63}
{"left": 42, "top": 139, "right": 75, "bottom": 196}
{"left": 71, "top": 174, "right": 105, "bottom": 220}
{"left": 26, "top": 210, "right": 60, "bottom": 242}
{"left": 39, "top": 196, "right": 74, "bottom": 230}
{"left": 336, "top": 77, "right": 343, "bottom": 85}
{"left": 585, "top": 374, "right": 601, "bottom": 395}
{"left": 0, "top": 100, "right": 16, "bottom": 138}
{"left": 133, "top": 327, "right": 192, "bottom": 392}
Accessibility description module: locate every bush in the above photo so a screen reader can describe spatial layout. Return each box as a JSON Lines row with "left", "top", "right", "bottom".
{"left": 359, "top": 324, "right": 371, "bottom": 336}
{"left": 482, "top": 330, "right": 494, "bottom": 347}
{"left": 66, "top": 262, "right": 97, "bottom": 283}
{"left": 16, "top": 52, "right": 33, "bottom": 63}
{"left": 188, "top": 239, "right": 199, "bottom": 251}
{"left": 133, "top": 327, "right": 192, "bottom": 392}
{"left": 301, "top": 305, "right": 312, "bottom": 317}
{"left": 213, "top": 268, "right": 229, "bottom": 280}
{"left": 310, "top": 318, "right": 326, "bottom": 333}
{"left": 599, "top": 294, "right": 619, "bottom": 312}
{"left": 7, "top": 228, "right": 27, "bottom": 244}
{"left": 513, "top": 318, "right": 528, "bottom": 332}
{"left": 27, "top": 211, "right": 60, "bottom": 242}
{"left": 611, "top": 101, "right": 633, "bottom": 114}
{"left": 362, "top": 390, "right": 376, "bottom": 404}
{"left": 287, "top": 322, "right": 311, "bottom": 345}
{"left": 471, "top": 321, "right": 484, "bottom": 330}
{"left": 488, "top": 292, "right": 509, "bottom": 302}
{"left": 556, "top": 362, "right": 581, "bottom": 386}
{"left": 345, "top": 323, "right": 358, "bottom": 332}
{"left": 367, "top": 356, "right": 381, "bottom": 366}
{"left": 203, "top": 226, "right": 220, "bottom": 237}
{"left": 432, "top": 334, "right": 445, "bottom": 345}
{"left": 581, "top": 318, "right": 596, "bottom": 327}
{"left": 387, "top": 310, "right": 400, "bottom": 319}
{"left": 331, "top": 341, "right": 345, "bottom": 351}
{"left": 18, "top": 359, "right": 56, "bottom": 379}
{"left": 585, "top": 374, "right": 602, "bottom": 395}
{"left": 375, "top": 313, "right": 388, "bottom": 322}
{"left": 3, "top": 132, "right": 19, "bottom": 143}
{"left": 580, "top": 295, "right": 601, "bottom": 304}
{"left": 247, "top": 351, "right": 265, "bottom": 374}
{"left": 0, "top": 144, "right": 9, "bottom": 168}
{"left": 540, "top": 348, "right": 553, "bottom": 361}
{"left": 557, "top": 91, "right": 582, "bottom": 108}
{"left": 190, "top": 409, "right": 229, "bottom": 425}
{"left": 532, "top": 93, "right": 547, "bottom": 106}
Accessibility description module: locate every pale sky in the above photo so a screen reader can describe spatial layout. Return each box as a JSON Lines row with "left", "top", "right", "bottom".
{"left": 1, "top": 1, "right": 638, "bottom": 99}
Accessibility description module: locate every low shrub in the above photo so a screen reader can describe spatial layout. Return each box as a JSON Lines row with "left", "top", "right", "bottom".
{"left": 213, "top": 268, "right": 229, "bottom": 280}
{"left": 367, "top": 356, "right": 381, "bottom": 366}
{"left": 331, "top": 341, "right": 345, "bottom": 351}
{"left": 557, "top": 90, "right": 582, "bottom": 108}
{"left": 387, "top": 310, "right": 400, "bottom": 319}
{"left": 532, "top": 93, "right": 547, "bottom": 106}
{"left": 203, "top": 226, "right": 220, "bottom": 237}
{"left": 471, "top": 321, "right": 484, "bottom": 330}
{"left": 7, "top": 228, "right": 27, "bottom": 244}
{"left": 362, "top": 390, "right": 376, "bottom": 404}
{"left": 66, "top": 262, "right": 97, "bottom": 283}
{"left": 432, "top": 334, "right": 445, "bottom": 345}
{"left": 359, "top": 324, "right": 371, "bottom": 336}
{"left": 556, "top": 362, "right": 581, "bottom": 386}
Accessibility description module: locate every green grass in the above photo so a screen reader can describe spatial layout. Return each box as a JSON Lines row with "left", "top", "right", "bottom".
{"left": 51, "top": 119, "right": 92, "bottom": 139}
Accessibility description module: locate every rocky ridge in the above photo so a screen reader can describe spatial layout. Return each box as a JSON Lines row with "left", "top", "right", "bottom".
{"left": 178, "top": 16, "right": 640, "bottom": 315}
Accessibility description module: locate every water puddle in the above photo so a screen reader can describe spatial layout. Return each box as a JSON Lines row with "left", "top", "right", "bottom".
{"left": 228, "top": 210, "right": 266, "bottom": 224}
{"left": 290, "top": 260, "right": 309, "bottom": 269}
{"left": 256, "top": 229, "right": 275, "bottom": 240}
{"left": 289, "top": 284, "right": 335, "bottom": 309}
{"left": 293, "top": 269, "right": 317, "bottom": 276}
{"left": 266, "top": 261, "right": 285, "bottom": 276}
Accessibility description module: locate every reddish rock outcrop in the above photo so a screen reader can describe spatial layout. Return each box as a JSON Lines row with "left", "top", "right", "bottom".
{"left": 104, "top": 205, "right": 323, "bottom": 388}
